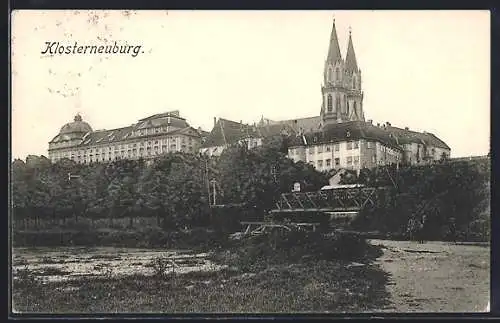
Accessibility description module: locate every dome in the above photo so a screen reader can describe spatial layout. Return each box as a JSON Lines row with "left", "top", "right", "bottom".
{"left": 59, "top": 114, "right": 93, "bottom": 135}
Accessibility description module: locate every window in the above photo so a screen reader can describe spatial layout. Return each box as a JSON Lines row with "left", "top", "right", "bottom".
{"left": 334, "top": 158, "right": 340, "bottom": 166}
{"left": 317, "top": 145, "right": 323, "bottom": 153}
{"left": 354, "top": 156, "right": 360, "bottom": 164}
{"left": 327, "top": 95, "right": 333, "bottom": 112}
{"left": 347, "top": 142, "right": 352, "bottom": 150}
{"left": 354, "top": 141, "right": 359, "bottom": 149}
{"left": 336, "top": 95, "right": 341, "bottom": 112}
{"left": 367, "top": 141, "right": 372, "bottom": 148}
{"left": 347, "top": 102, "right": 350, "bottom": 115}
{"left": 326, "top": 145, "right": 331, "bottom": 152}
{"left": 318, "top": 160, "right": 323, "bottom": 168}
{"left": 328, "top": 67, "right": 333, "bottom": 82}
{"left": 309, "top": 148, "right": 314, "bottom": 155}
{"left": 326, "top": 159, "right": 331, "bottom": 167}
{"left": 353, "top": 77, "right": 356, "bottom": 89}
{"left": 347, "top": 156, "right": 353, "bottom": 164}
{"left": 372, "top": 156, "right": 376, "bottom": 163}
{"left": 336, "top": 68, "right": 340, "bottom": 80}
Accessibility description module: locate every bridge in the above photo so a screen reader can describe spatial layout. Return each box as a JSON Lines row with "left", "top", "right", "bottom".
{"left": 270, "top": 187, "right": 380, "bottom": 214}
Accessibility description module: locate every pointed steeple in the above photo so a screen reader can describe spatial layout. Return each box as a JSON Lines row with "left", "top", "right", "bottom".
{"left": 345, "top": 27, "right": 358, "bottom": 72}
{"left": 327, "top": 19, "right": 342, "bottom": 63}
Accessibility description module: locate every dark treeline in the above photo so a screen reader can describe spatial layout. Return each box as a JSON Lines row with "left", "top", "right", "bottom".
{"left": 11, "top": 137, "right": 327, "bottom": 231}
{"left": 349, "top": 159, "right": 491, "bottom": 241}
{"left": 12, "top": 137, "right": 490, "bottom": 242}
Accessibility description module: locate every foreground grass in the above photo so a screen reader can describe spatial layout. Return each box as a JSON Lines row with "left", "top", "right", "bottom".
{"left": 12, "top": 258, "right": 390, "bottom": 313}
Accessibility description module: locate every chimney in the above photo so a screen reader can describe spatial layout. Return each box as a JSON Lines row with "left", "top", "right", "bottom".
{"left": 213, "top": 117, "right": 216, "bottom": 127}
{"left": 386, "top": 122, "right": 391, "bottom": 127}
{"left": 405, "top": 126, "right": 409, "bottom": 131}
{"left": 240, "top": 120, "right": 242, "bottom": 124}
{"left": 367, "top": 119, "right": 373, "bottom": 125}
{"left": 377, "top": 123, "right": 380, "bottom": 127}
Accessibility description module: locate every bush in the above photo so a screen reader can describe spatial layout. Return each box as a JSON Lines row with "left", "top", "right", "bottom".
{"left": 219, "top": 229, "right": 371, "bottom": 272}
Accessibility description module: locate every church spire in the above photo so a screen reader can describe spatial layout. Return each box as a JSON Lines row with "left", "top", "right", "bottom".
{"left": 345, "top": 27, "right": 358, "bottom": 72}
{"left": 326, "top": 19, "right": 342, "bottom": 63}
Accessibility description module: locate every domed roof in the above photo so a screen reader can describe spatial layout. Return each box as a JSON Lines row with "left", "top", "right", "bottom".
{"left": 59, "top": 114, "right": 93, "bottom": 135}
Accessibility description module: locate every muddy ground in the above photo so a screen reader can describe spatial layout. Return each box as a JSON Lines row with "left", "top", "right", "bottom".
{"left": 370, "top": 239, "right": 490, "bottom": 312}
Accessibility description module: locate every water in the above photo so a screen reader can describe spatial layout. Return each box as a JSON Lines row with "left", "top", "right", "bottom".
{"left": 12, "top": 247, "right": 226, "bottom": 283}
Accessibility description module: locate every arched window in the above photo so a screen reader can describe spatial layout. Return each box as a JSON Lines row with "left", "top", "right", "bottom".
{"left": 336, "top": 68, "right": 340, "bottom": 80}
{"left": 335, "top": 95, "right": 341, "bottom": 113}
{"left": 327, "top": 94, "right": 333, "bottom": 112}
{"left": 352, "top": 77, "right": 356, "bottom": 89}
{"left": 347, "top": 101, "right": 350, "bottom": 115}
{"left": 327, "top": 67, "right": 333, "bottom": 82}
{"left": 353, "top": 101, "right": 357, "bottom": 115}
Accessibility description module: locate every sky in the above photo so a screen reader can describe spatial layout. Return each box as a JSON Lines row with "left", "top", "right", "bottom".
{"left": 11, "top": 10, "right": 490, "bottom": 159}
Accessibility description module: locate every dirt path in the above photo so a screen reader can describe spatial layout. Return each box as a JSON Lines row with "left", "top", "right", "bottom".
{"left": 369, "top": 239, "right": 490, "bottom": 313}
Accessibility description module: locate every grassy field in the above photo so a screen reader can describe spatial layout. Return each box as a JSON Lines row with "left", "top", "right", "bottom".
{"left": 12, "top": 232, "right": 392, "bottom": 313}
{"left": 12, "top": 260, "right": 390, "bottom": 313}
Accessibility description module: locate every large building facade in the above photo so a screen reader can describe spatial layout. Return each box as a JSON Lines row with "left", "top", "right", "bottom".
{"left": 200, "top": 20, "right": 450, "bottom": 171}
{"left": 287, "top": 20, "right": 450, "bottom": 172}
{"left": 48, "top": 111, "right": 204, "bottom": 164}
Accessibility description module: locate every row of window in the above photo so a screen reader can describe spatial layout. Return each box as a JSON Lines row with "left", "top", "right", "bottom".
{"left": 310, "top": 156, "right": 362, "bottom": 169}
{"left": 51, "top": 145, "right": 197, "bottom": 163}
{"left": 51, "top": 135, "right": 197, "bottom": 157}
{"left": 290, "top": 141, "right": 377, "bottom": 156}
{"left": 51, "top": 144, "right": 195, "bottom": 160}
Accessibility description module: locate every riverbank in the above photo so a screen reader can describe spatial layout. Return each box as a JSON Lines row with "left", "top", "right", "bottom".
{"left": 12, "top": 258, "right": 390, "bottom": 313}
{"left": 12, "top": 231, "right": 392, "bottom": 313}
{"left": 12, "top": 227, "right": 230, "bottom": 251}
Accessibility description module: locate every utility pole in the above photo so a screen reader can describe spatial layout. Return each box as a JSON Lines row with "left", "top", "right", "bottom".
{"left": 205, "top": 158, "right": 211, "bottom": 205}
{"left": 210, "top": 179, "right": 217, "bottom": 206}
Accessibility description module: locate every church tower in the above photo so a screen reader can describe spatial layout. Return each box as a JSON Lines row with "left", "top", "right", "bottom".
{"left": 320, "top": 20, "right": 364, "bottom": 128}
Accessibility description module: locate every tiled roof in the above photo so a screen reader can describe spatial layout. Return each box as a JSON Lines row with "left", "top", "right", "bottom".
{"left": 49, "top": 132, "right": 86, "bottom": 144}
{"left": 50, "top": 111, "right": 199, "bottom": 148}
{"left": 288, "top": 121, "right": 450, "bottom": 151}
{"left": 136, "top": 115, "right": 188, "bottom": 130}
{"left": 201, "top": 118, "right": 298, "bottom": 148}
{"left": 263, "top": 116, "right": 322, "bottom": 134}
{"left": 50, "top": 126, "right": 200, "bottom": 150}
{"left": 201, "top": 119, "right": 258, "bottom": 148}
{"left": 289, "top": 121, "right": 402, "bottom": 151}
{"left": 386, "top": 126, "right": 450, "bottom": 149}
{"left": 138, "top": 110, "right": 185, "bottom": 122}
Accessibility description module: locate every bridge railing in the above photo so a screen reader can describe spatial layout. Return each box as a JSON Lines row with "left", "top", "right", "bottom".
{"left": 272, "top": 187, "right": 379, "bottom": 213}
